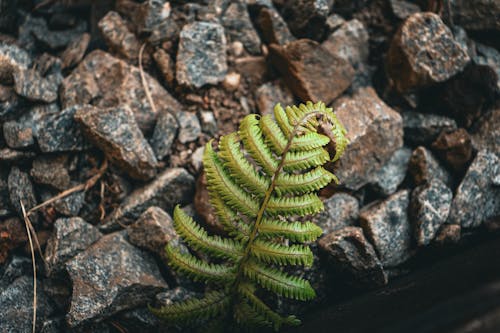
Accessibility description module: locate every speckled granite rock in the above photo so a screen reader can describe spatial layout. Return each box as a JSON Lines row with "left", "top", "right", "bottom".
{"left": 30, "top": 155, "right": 71, "bottom": 191}
{"left": 450, "top": 0, "right": 500, "bottom": 32}
{"left": 61, "top": 33, "right": 90, "bottom": 69}
{"left": 470, "top": 108, "right": 499, "bottom": 155}
{"left": 0, "top": 43, "right": 32, "bottom": 83}
{"left": 98, "top": 11, "right": 141, "bottom": 61}
{"left": 256, "top": 7, "right": 295, "bottom": 45}
{"left": 8, "top": 167, "right": 37, "bottom": 219}
{"left": 13, "top": 68, "right": 59, "bottom": 103}
{"left": 221, "top": 1, "right": 261, "bottom": 55}
{"left": 434, "top": 224, "right": 461, "bottom": 245}
{"left": 176, "top": 111, "right": 201, "bottom": 144}
{"left": 314, "top": 193, "right": 360, "bottom": 235}
{"left": 431, "top": 128, "right": 473, "bottom": 173}
{"left": 402, "top": 111, "right": 457, "bottom": 146}
{"left": 3, "top": 120, "right": 34, "bottom": 148}
{"left": 281, "top": 0, "right": 331, "bottom": 40}
{"left": 255, "top": 80, "right": 294, "bottom": 116}
{"left": 370, "top": 147, "right": 412, "bottom": 196}
{"left": 149, "top": 111, "right": 178, "bottom": 160}
{"left": 408, "top": 146, "right": 453, "bottom": 188}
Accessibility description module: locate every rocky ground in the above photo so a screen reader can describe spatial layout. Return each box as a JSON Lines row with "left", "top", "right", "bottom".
{"left": 0, "top": 0, "right": 499, "bottom": 332}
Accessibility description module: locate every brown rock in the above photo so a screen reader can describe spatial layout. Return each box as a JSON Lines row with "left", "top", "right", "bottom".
{"left": 0, "top": 43, "right": 32, "bottom": 83}
{"left": 431, "top": 128, "right": 473, "bottom": 173}
{"left": 98, "top": 11, "right": 141, "bottom": 61}
{"left": 322, "top": 19, "right": 369, "bottom": 68}
{"left": 256, "top": 7, "right": 295, "bottom": 45}
{"left": 269, "top": 39, "right": 354, "bottom": 104}
{"left": 61, "top": 33, "right": 90, "bottom": 69}
{"left": 470, "top": 108, "right": 500, "bottom": 155}
{"left": 387, "top": 12, "right": 469, "bottom": 92}
{"left": 13, "top": 68, "right": 58, "bottom": 103}
{"left": 75, "top": 105, "right": 157, "bottom": 181}
{"left": 434, "top": 224, "right": 461, "bottom": 245}
{"left": 451, "top": 0, "right": 500, "bottom": 32}
{"left": 333, "top": 87, "right": 404, "bottom": 190}
{"left": 30, "top": 155, "right": 71, "bottom": 191}
{"left": 255, "top": 80, "right": 294, "bottom": 116}
{"left": 234, "top": 56, "right": 269, "bottom": 86}
{"left": 408, "top": 146, "right": 453, "bottom": 187}
{"left": 194, "top": 172, "right": 223, "bottom": 234}
{"left": 153, "top": 48, "right": 175, "bottom": 89}
{"left": 0, "top": 218, "right": 27, "bottom": 264}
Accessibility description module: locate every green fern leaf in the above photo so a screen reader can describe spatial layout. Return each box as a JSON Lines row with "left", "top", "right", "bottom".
{"left": 267, "top": 194, "right": 324, "bottom": 217}
{"left": 259, "top": 219, "right": 323, "bottom": 243}
{"left": 283, "top": 148, "right": 331, "bottom": 172}
{"left": 275, "top": 166, "right": 337, "bottom": 196}
{"left": 251, "top": 239, "right": 313, "bottom": 266}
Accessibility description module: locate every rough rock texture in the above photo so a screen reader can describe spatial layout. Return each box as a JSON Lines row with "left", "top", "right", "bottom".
{"left": 269, "top": 39, "right": 354, "bottom": 105}
{"left": 319, "top": 226, "right": 388, "bottom": 288}
{"left": 61, "top": 33, "right": 90, "bottom": 69}
{"left": 281, "top": 0, "right": 331, "bottom": 40}
{"left": 176, "top": 111, "right": 201, "bottom": 144}
{"left": 101, "top": 168, "right": 195, "bottom": 231}
{"left": 0, "top": 218, "right": 27, "bottom": 264}
{"left": 473, "top": 43, "right": 500, "bottom": 91}
{"left": 199, "top": 111, "right": 217, "bottom": 136}
{"left": 410, "top": 179, "right": 452, "bottom": 246}
{"left": 255, "top": 80, "right": 294, "bottom": 116}
{"left": 389, "top": 0, "right": 421, "bottom": 19}
{"left": 256, "top": 7, "right": 295, "bottom": 45}
{"left": 8, "top": 167, "right": 37, "bottom": 219}
{"left": 127, "top": 206, "right": 177, "bottom": 256}
{"left": 149, "top": 111, "right": 178, "bottom": 160}
{"left": 434, "top": 224, "right": 461, "bottom": 245}
{"left": 30, "top": 155, "right": 71, "bottom": 191}
{"left": 176, "top": 22, "right": 227, "bottom": 88}
{"left": 370, "top": 147, "right": 412, "bottom": 196}
{"left": 134, "top": 0, "right": 171, "bottom": 34}
{"left": 13, "top": 68, "right": 59, "bottom": 103}
{"left": 152, "top": 48, "right": 175, "bottom": 89}
{"left": 448, "top": 151, "right": 500, "bottom": 228}
{"left": 62, "top": 50, "right": 181, "bottom": 132}
{"left": 75, "top": 105, "right": 158, "bottom": 181}
{"left": 314, "top": 193, "right": 360, "bottom": 235}
{"left": 431, "top": 128, "right": 473, "bottom": 173}
{"left": 222, "top": 1, "right": 261, "bottom": 55}
{"left": 333, "top": 87, "right": 404, "bottom": 190}
{"left": 470, "top": 108, "right": 500, "bottom": 155}
{"left": 98, "top": 11, "right": 141, "bottom": 61}
{"left": 0, "top": 255, "right": 32, "bottom": 289}
{"left": 45, "top": 217, "right": 102, "bottom": 276}
{"left": 0, "top": 43, "right": 32, "bottom": 83}
{"left": 402, "top": 111, "right": 457, "bottom": 146}
{"left": 387, "top": 12, "right": 469, "bottom": 92}
{"left": 408, "top": 146, "right": 453, "bottom": 187}
{"left": 65, "top": 232, "right": 167, "bottom": 327}
{"left": 53, "top": 191, "right": 85, "bottom": 217}
{"left": 3, "top": 120, "right": 34, "bottom": 148}
{"left": 450, "top": 0, "right": 500, "bottom": 32}
{"left": 360, "top": 190, "right": 412, "bottom": 267}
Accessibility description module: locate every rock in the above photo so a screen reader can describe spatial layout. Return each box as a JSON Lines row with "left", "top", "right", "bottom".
{"left": 127, "top": 206, "right": 177, "bottom": 256}
{"left": 198, "top": 110, "right": 217, "bottom": 136}
{"left": 268, "top": 39, "right": 354, "bottom": 105}
{"left": 473, "top": 43, "right": 500, "bottom": 91}
{"left": 116, "top": 307, "right": 160, "bottom": 333}
{"left": 448, "top": 151, "right": 500, "bottom": 228}
{"left": 325, "top": 13, "right": 346, "bottom": 33}
{"left": 256, "top": 7, "right": 295, "bottom": 45}
{"left": 61, "top": 33, "right": 90, "bottom": 69}
{"left": 135, "top": 0, "right": 171, "bottom": 33}
{"left": 176, "top": 111, "right": 201, "bottom": 144}
{"left": 75, "top": 105, "right": 158, "bottom": 181}
{"left": 0, "top": 148, "right": 36, "bottom": 164}
{"left": 0, "top": 276, "right": 54, "bottom": 333}
{"left": 0, "top": 0, "right": 17, "bottom": 33}
{"left": 193, "top": 172, "right": 222, "bottom": 234}
{"left": 333, "top": 87, "right": 404, "bottom": 190}
{"left": 98, "top": 11, "right": 141, "bottom": 61}
{"left": 176, "top": 22, "right": 227, "bottom": 88}
{"left": 45, "top": 217, "right": 102, "bottom": 276}
{"left": 62, "top": 50, "right": 182, "bottom": 132}
{"left": 155, "top": 286, "right": 200, "bottom": 308}
{"left": 13, "top": 68, "right": 59, "bottom": 103}
{"left": 65, "top": 232, "right": 167, "bottom": 327}
{"left": 470, "top": 108, "right": 500, "bottom": 155}
{"left": 8, "top": 167, "right": 37, "bottom": 219}
{"left": 101, "top": 168, "right": 195, "bottom": 231}
{"left": 190, "top": 146, "right": 205, "bottom": 173}
{"left": 0, "top": 84, "right": 22, "bottom": 118}
{"left": 360, "top": 190, "right": 412, "bottom": 267}
{"left": 281, "top": 0, "right": 331, "bottom": 40}
{"left": 147, "top": 18, "right": 180, "bottom": 46}
{"left": 0, "top": 42, "right": 32, "bottom": 83}
{"left": 402, "top": 111, "right": 457, "bottom": 146}
{"left": 410, "top": 179, "right": 452, "bottom": 246}
{"left": 370, "top": 147, "right": 412, "bottom": 196}
{"left": 319, "top": 226, "right": 388, "bottom": 288}
{"left": 434, "top": 224, "right": 461, "bottom": 245}
{"left": 0, "top": 218, "right": 27, "bottom": 264}
{"left": 386, "top": 12, "right": 469, "bottom": 93}
{"left": 255, "top": 80, "right": 294, "bottom": 116}
{"left": 150, "top": 111, "right": 178, "bottom": 160}
{"left": 431, "top": 128, "right": 473, "bottom": 173}
{"left": 3, "top": 120, "right": 34, "bottom": 148}
{"left": 30, "top": 155, "right": 71, "bottom": 191}
{"left": 53, "top": 190, "right": 85, "bottom": 217}
{"left": 35, "top": 105, "right": 89, "bottom": 153}
{"left": 450, "top": 0, "right": 500, "bottom": 32}
{"left": 221, "top": 1, "right": 261, "bottom": 55}
{"left": 408, "top": 146, "right": 453, "bottom": 187}
{"left": 314, "top": 193, "right": 360, "bottom": 235}
{"left": 389, "top": 0, "right": 421, "bottom": 19}
{"left": 0, "top": 255, "right": 31, "bottom": 289}
{"left": 222, "top": 72, "right": 241, "bottom": 91}
{"left": 152, "top": 48, "right": 175, "bottom": 89}
{"left": 333, "top": 0, "right": 368, "bottom": 16}
{"left": 34, "top": 53, "right": 62, "bottom": 78}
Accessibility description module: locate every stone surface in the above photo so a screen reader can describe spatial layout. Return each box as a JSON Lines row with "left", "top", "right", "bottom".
{"left": 450, "top": 0, "right": 500, "bottom": 32}
{"left": 0, "top": 255, "right": 32, "bottom": 289}
{"left": 370, "top": 147, "right": 412, "bottom": 196}
{"left": 75, "top": 105, "right": 158, "bottom": 181}
{"left": 62, "top": 50, "right": 182, "bottom": 132}
{"left": 281, "top": 0, "right": 331, "bottom": 40}
{"left": 3, "top": 120, "right": 34, "bottom": 148}
{"left": 199, "top": 110, "right": 217, "bottom": 136}
{"left": 402, "top": 111, "right": 457, "bottom": 146}
{"left": 135, "top": 0, "right": 171, "bottom": 33}
{"left": 333, "top": 87, "right": 404, "bottom": 190}
{"left": 98, "top": 11, "right": 141, "bottom": 61}
{"left": 0, "top": 218, "right": 27, "bottom": 264}
{"left": 150, "top": 111, "right": 178, "bottom": 160}
{"left": 153, "top": 48, "right": 175, "bottom": 89}
{"left": 434, "top": 224, "right": 461, "bottom": 245}
{"left": 53, "top": 190, "right": 85, "bottom": 217}
{"left": 256, "top": 7, "right": 295, "bottom": 45}
{"left": 0, "top": 42, "right": 32, "bottom": 83}
{"left": 431, "top": 128, "right": 473, "bottom": 173}
{"left": 8, "top": 167, "right": 37, "bottom": 219}
{"left": 408, "top": 146, "right": 453, "bottom": 187}
{"left": 222, "top": 1, "right": 261, "bottom": 55}
{"left": 255, "top": 80, "right": 294, "bottom": 116}
{"left": 470, "top": 108, "right": 500, "bottom": 155}
{"left": 176, "top": 22, "right": 227, "bottom": 88}
{"left": 176, "top": 111, "right": 201, "bottom": 144}
{"left": 448, "top": 151, "right": 500, "bottom": 228}
{"left": 101, "top": 168, "right": 195, "bottom": 231}
{"left": 30, "top": 155, "right": 71, "bottom": 191}
{"left": 314, "top": 193, "right": 360, "bottom": 235}
{"left": 61, "top": 33, "right": 90, "bottom": 69}
{"left": 268, "top": 39, "right": 354, "bottom": 105}
{"left": 13, "top": 68, "right": 59, "bottom": 103}
{"left": 127, "top": 206, "right": 177, "bottom": 256}
{"left": 65, "top": 232, "right": 167, "bottom": 327}
{"left": 387, "top": 12, "right": 469, "bottom": 92}
{"left": 410, "top": 179, "right": 452, "bottom": 246}
{"left": 319, "top": 226, "right": 388, "bottom": 288}
{"left": 45, "top": 217, "right": 102, "bottom": 276}
{"left": 389, "top": 0, "right": 421, "bottom": 19}
{"left": 473, "top": 42, "right": 500, "bottom": 91}
{"left": 360, "top": 190, "right": 412, "bottom": 267}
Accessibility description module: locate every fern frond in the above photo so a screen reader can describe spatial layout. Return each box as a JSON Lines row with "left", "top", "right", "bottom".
{"left": 149, "top": 290, "right": 230, "bottom": 323}
{"left": 173, "top": 206, "right": 243, "bottom": 261}
{"left": 259, "top": 219, "right": 323, "bottom": 243}
{"left": 234, "top": 300, "right": 273, "bottom": 329}
{"left": 283, "top": 148, "right": 330, "bottom": 172}
{"left": 267, "top": 194, "right": 324, "bottom": 217}
{"left": 165, "top": 244, "right": 235, "bottom": 283}
{"left": 209, "top": 195, "right": 249, "bottom": 240}
{"left": 243, "top": 260, "right": 316, "bottom": 301}
{"left": 260, "top": 114, "right": 288, "bottom": 154}
{"left": 274, "top": 103, "right": 293, "bottom": 138}
{"left": 275, "top": 166, "right": 337, "bottom": 196}
{"left": 251, "top": 239, "right": 313, "bottom": 266}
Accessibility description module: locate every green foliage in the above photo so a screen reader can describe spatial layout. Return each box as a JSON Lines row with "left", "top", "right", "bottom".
{"left": 151, "top": 101, "right": 348, "bottom": 331}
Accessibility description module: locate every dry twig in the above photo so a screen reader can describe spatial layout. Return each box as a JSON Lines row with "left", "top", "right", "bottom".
{"left": 21, "top": 201, "right": 37, "bottom": 333}
{"left": 139, "top": 43, "right": 158, "bottom": 115}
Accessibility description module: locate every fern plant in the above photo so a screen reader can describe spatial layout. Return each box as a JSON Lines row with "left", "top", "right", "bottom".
{"left": 151, "top": 101, "right": 348, "bottom": 331}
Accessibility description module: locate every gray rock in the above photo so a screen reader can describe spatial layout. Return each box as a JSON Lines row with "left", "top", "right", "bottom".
{"left": 409, "top": 146, "right": 453, "bottom": 188}
{"left": 371, "top": 147, "right": 412, "bottom": 196}
{"left": 198, "top": 110, "right": 217, "bottom": 136}
{"left": 155, "top": 286, "right": 200, "bottom": 308}
{"left": 389, "top": 0, "right": 421, "bottom": 19}
{"left": 473, "top": 42, "right": 500, "bottom": 91}
{"left": 176, "top": 111, "right": 201, "bottom": 144}
{"left": 0, "top": 42, "right": 32, "bottom": 83}
{"left": 434, "top": 224, "right": 461, "bottom": 245}
{"left": 314, "top": 193, "right": 359, "bottom": 234}
{"left": 190, "top": 146, "right": 205, "bottom": 173}
{"left": 65, "top": 232, "right": 168, "bottom": 327}
{"left": 255, "top": 80, "right": 294, "bottom": 116}
{"left": 450, "top": 0, "right": 500, "bottom": 32}
{"left": 147, "top": 18, "right": 180, "bottom": 46}
{"left": 470, "top": 108, "right": 500, "bottom": 155}
{"left": 448, "top": 151, "right": 500, "bottom": 228}
{"left": 101, "top": 168, "right": 195, "bottom": 231}
{"left": 325, "top": 13, "right": 346, "bottom": 33}
{"left": 281, "top": 0, "right": 331, "bottom": 40}
{"left": 53, "top": 190, "right": 85, "bottom": 217}
{"left": 0, "top": 255, "right": 31, "bottom": 289}
{"left": 256, "top": 7, "right": 295, "bottom": 45}
{"left": 410, "top": 179, "right": 452, "bottom": 246}
{"left": 333, "top": 87, "right": 404, "bottom": 190}
{"left": 8, "top": 167, "right": 37, "bottom": 219}
{"left": 45, "top": 217, "right": 102, "bottom": 276}
{"left": 116, "top": 307, "right": 160, "bottom": 332}
{"left": 98, "top": 11, "right": 141, "bottom": 61}
{"left": 75, "top": 105, "right": 158, "bottom": 181}
{"left": 13, "top": 68, "right": 59, "bottom": 103}
{"left": 319, "top": 226, "right": 388, "bottom": 288}
{"left": 402, "top": 111, "right": 457, "bottom": 146}
{"left": 31, "top": 155, "right": 71, "bottom": 191}
{"left": 222, "top": 1, "right": 261, "bottom": 55}
{"left": 3, "top": 120, "right": 34, "bottom": 148}
{"left": 61, "top": 33, "right": 91, "bottom": 69}
{"left": 360, "top": 190, "right": 412, "bottom": 267}
{"left": 176, "top": 22, "right": 227, "bottom": 88}
{"left": 150, "top": 111, "right": 178, "bottom": 160}
{"left": 135, "top": 0, "right": 171, "bottom": 34}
